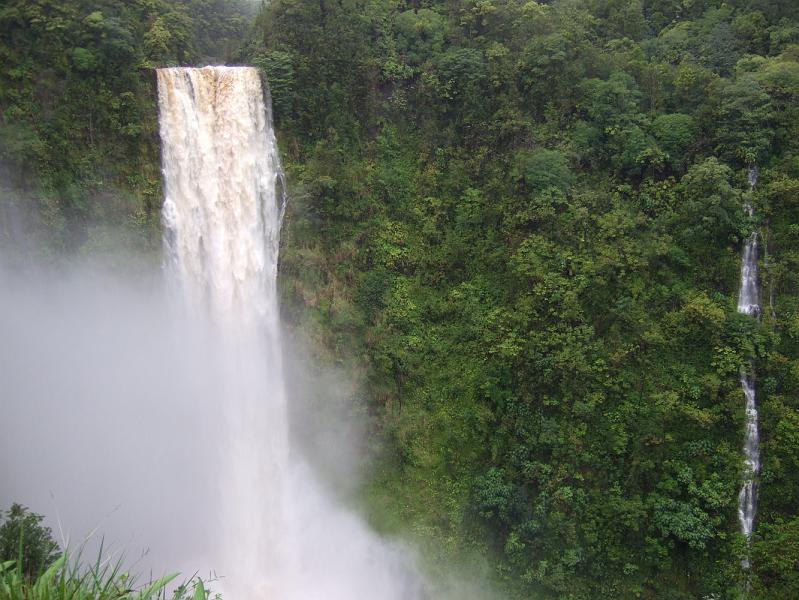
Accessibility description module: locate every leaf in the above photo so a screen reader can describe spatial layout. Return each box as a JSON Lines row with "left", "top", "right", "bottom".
{"left": 193, "top": 579, "right": 207, "bottom": 600}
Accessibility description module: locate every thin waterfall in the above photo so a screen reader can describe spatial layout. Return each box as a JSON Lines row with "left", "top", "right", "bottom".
{"left": 156, "top": 66, "right": 427, "bottom": 600}
{"left": 737, "top": 166, "right": 761, "bottom": 568}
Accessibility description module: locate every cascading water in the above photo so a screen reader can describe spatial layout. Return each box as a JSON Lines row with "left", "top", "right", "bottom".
{"left": 156, "top": 66, "right": 427, "bottom": 599}
{"left": 157, "top": 65, "right": 291, "bottom": 597}
{"left": 737, "top": 166, "right": 761, "bottom": 565}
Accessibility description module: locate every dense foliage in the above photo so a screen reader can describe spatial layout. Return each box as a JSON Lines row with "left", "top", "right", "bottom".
{"left": 249, "top": 0, "right": 799, "bottom": 597}
{"left": 3, "top": 0, "right": 799, "bottom": 598}
{"left": 0, "top": 504, "right": 61, "bottom": 580}
{"left": 0, "top": 0, "right": 254, "bottom": 257}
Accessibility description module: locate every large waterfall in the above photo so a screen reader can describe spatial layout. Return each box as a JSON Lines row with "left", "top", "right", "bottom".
{"left": 158, "top": 65, "right": 291, "bottom": 597}
{"left": 156, "top": 66, "right": 427, "bottom": 599}
{"left": 737, "top": 167, "right": 761, "bottom": 561}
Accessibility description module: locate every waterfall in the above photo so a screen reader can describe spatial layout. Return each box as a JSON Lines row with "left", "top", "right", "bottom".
{"left": 157, "top": 67, "right": 286, "bottom": 325}
{"left": 738, "top": 373, "right": 759, "bottom": 540}
{"left": 737, "top": 166, "right": 761, "bottom": 565}
{"left": 157, "top": 65, "right": 291, "bottom": 596}
{"left": 156, "top": 66, "right": 427, "bottom": 599}
{"left": 737, "top": 232, "right": 760, "bottom": 316}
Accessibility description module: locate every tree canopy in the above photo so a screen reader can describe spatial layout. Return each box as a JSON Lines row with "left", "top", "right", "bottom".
{"left": 2, "top": 1, "right": 799, "bottom": 598}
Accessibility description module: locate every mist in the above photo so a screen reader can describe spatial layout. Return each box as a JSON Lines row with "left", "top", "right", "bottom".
{"left": 0, "top": 65, "right": 497, "bottom": 600}
{"left": 0, "top": 257, "right": 497, "bottom": 599}
{"left": 0, "top": 261, "right": 224, "bottom": 577}
{"left": 0, "top": 256, "right": 412, "bottom": 592}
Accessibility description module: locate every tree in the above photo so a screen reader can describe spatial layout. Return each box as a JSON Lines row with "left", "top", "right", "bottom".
{"left": 0, "top": 503, "right": 61, "bottom": 580}
{"left": 715, "top": 73, "right": 774, "bottom": 166}
{"left": 651, "top": 113, "right": 696, "bottom": 173}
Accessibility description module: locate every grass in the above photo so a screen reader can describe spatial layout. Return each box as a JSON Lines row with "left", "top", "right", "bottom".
{"left": 0, "top": 551, "right": 217, "bottom": 600}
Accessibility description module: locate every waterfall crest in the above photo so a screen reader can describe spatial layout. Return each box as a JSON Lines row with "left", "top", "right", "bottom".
{"left": 158, "top": 66, "right": 286, "bottom": 325}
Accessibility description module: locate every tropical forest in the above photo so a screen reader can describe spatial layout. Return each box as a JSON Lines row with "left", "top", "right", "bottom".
{"left": 1, "top": 1, "right": 799, "bottom": 599}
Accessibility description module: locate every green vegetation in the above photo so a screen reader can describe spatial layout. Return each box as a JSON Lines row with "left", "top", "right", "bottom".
{"left": 0, "top": 552, "right": 214, "bottom": 600}
{"left": 0, "top": 504, "right": 216, "bottom": 600}
{"left": 0, "top": 0, "right": 254, "bottom": 257}
{"left": 0, "top": 503, "right": 61, "bottom": 580}
{"left": 251, "top": 0, "right": 799, "bottom": 597}
{"left": 3, "top": 0, "right": 799, "bottom": 598}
